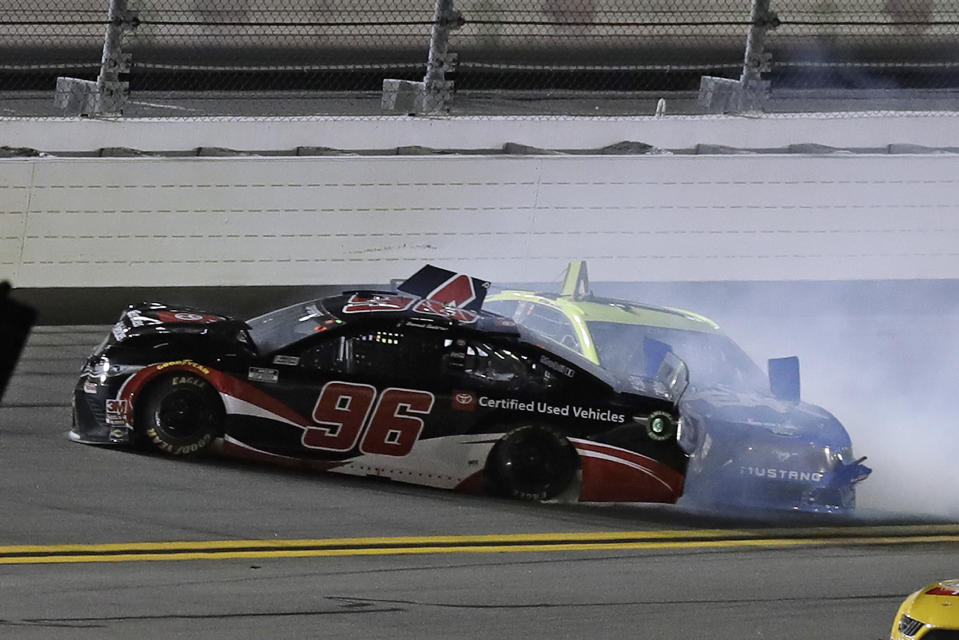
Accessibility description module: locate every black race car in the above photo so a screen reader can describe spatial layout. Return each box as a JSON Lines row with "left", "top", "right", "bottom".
{"left": 72, "top": 266, "right": 691, "bottom": 503}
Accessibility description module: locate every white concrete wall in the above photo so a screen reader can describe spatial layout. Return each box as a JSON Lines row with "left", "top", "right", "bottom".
{"left": 3, "top": 152, "right": 958, "bottom": 288}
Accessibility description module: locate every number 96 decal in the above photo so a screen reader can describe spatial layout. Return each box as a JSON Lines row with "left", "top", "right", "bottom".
{"left": 303, "top": 381, "right": 435, "bottom": 456}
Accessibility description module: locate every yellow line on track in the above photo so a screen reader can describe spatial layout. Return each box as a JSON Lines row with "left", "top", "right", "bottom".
{"left": 3, "top": 525, "right": 959, "bottom": 565}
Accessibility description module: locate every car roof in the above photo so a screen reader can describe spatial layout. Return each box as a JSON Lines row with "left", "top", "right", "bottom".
{"left": 271, "top": 292, "right": 637, "bottom": 391}
{"left": 245, "top": 291, "right": 521, "bottom": 355}
{"left": 490, "top": 290, "right": 723, "bottom": 334}
{"left": 322, "top": 291, "right": 521, "bottom": 335}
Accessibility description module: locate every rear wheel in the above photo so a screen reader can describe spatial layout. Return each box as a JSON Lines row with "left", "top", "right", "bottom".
{"left": 136, "top": 373, "right": 222, "bottom": 456}
{"left": 486, "top": 425, "right": 578, "bottom": 501}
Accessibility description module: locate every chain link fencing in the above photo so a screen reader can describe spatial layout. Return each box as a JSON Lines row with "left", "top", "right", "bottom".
{"left": 1, "top": 0, "right": 957, "bottom": 116}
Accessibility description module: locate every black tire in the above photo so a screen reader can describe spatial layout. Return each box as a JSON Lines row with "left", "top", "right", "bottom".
{"left": 486, "top": 425, "right": 578, "bottom": 501}
{"left": 136, "top": 373, "right": 222, "bottom": 456}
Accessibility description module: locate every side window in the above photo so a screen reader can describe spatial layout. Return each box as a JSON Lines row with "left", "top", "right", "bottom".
{"left": 519, "top": 303, "right": 582, "bottom": 354}
{"left": 299, "top": 335, "right": 348, "bottom": 373}
{"left": 446, "top": 338, "right": 568, "bottom": 393}
{"left": 300, "top": 327, "right": 445, "bottom": 379}
{"left": 455, "top": 340, "right": 528, "bottom": 388}
{"left": 484, "top": 299, "right": 520, "bottom": 320}
{"left": 520, "top": 345, "right": 573, "bottom": 393}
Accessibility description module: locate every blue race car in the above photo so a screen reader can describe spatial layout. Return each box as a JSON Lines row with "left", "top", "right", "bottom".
{"left": 486, "top": 262, "right": 871, "bottom": 513}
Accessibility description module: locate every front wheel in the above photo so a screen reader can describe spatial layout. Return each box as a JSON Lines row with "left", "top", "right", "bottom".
{"left": 136, "top": 373, "right": 222, "bottom": 456}
{"left": 486, "top": 425, "right": 578, "bottom": 501}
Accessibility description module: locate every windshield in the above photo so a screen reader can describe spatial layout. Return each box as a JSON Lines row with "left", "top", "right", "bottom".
{"left": 587, "top": 321, "right": 767, "bottom": 391}
{"left": 246, "top": 300, "right": 336, "bottom": 354}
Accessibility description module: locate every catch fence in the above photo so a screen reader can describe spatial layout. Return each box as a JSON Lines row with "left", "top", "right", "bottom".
{"left": 1, "top": 0, "right": 957, "bottom": 116}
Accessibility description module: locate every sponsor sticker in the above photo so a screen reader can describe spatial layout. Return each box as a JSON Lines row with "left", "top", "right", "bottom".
{"left": 451, "top": 391, "right": 476, "bottom": 411}
{"left": 539, "top": 355, "right": 575, "bottom": 378}
{"left": 272, "top": 355, "right": 300, "bottom": 366}
{"left": 477, "top": 396, "right": 626, "bottom": 423}
{"left": 126, "top": 309, "right": 160, "bottom": 327}
{"left": 105, "top": 399, "right": 130, "bottom": 426}
{"left": 155, "top": 311, "right": 223, "bottom": 324}
{"left": 645, "top": 411, "right": 675, "bottom": 442}
{"left": 343, "top": 293, "right": 416, "bottom": 314}
{"left": 83, "top": 380, "right": 98, "bottom": 394}
{"left": 248, "top": 367, "right": 279, "bottom": 383}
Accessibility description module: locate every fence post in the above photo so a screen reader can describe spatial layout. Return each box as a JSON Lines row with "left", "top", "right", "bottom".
{"left": 382, "top": 0, "right": 464, "bottom": 115}
{"left": 739, "top": 0, "right": 777, "bottom": 110}
{"left": 97, "top": 0, "right": 136, "bottom": 115}
{"left": 421, "top": 0, "right": 461, "bottom": 112}
{"left": 698, "top": 0, "right": 779, "bottom": 113}
{"left": 54, "top": 0, "right": 137, "bottom": 116}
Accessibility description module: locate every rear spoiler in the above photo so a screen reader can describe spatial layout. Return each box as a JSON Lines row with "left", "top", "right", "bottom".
{"left": 560, "top": 260, "right": 592, "bottom": 299}
{"left": 395, "top": 264, "right": 491, "bottom": 312}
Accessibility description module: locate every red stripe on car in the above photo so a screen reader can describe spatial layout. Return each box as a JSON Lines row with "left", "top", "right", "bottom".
{"left": 571, "top": 438, "right": 684, "bottom": 503}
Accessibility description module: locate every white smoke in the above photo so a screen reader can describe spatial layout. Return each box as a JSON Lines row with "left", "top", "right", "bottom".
{"left": 592, "top": 279, "right": 959, "bottom": 520}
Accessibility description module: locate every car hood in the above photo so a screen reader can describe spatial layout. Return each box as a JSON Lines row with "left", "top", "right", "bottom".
{"left": 681, "top": 384, "right": 845, "bottom": 440}
{"left": 108, "top": 302, "right": 247, "bottom": 345}
{"left": 901, "top": 581, "right": 959, "bottom": 628}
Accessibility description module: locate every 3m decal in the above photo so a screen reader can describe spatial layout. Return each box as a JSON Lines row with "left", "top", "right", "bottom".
{"left": 342, "top": 294, "right": 416, "bottom": 314}
{"left": 303, "top": 382, "right": 434, "bottom": 456}
{"left": 105, "top": 399, "right": 130, "bottom": 426}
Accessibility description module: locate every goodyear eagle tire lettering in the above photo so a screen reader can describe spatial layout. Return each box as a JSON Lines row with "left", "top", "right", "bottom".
{"left": 137, "top": 372, "right": 222, "bottom": 456}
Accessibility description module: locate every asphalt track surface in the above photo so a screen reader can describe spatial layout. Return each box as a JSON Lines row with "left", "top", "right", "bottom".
{"left": 2, "top": 326, "right": 957, "bottom": 640}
